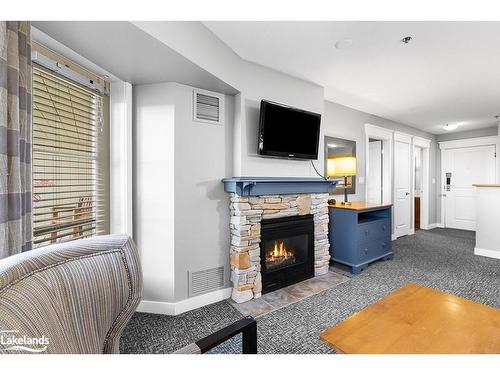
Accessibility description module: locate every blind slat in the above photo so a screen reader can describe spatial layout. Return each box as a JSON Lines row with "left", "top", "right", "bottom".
{"left": 33, "top": 128, "right": 96, "bottom": 143}
{"left": 34, "top": 218, "right": 96, "bottom": 236}
{"left": 34, "top": 116, "right": 97, "bottom": 135}
{"left": 34, "top": 212, "right": 104, "bottom": 224}
{"left": 33, "top": 208, "right": 106, "bottom": 217}
{"left": 34, "top": 228, "right": 97, "bottom": 245}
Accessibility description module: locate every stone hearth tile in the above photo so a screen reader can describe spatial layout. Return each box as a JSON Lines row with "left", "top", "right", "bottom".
{"left": 284, "top": 279, "right": 325, "bottom": 299}
{"left": 317, "top": 271, "right": 351, "bottom": 285}
{"left": 283, "top": 271, "right": 349, "bottom": 299}
{"left": 229, "top": 297, "right": 274, "bottom": 318}
{"left": 261, "top": 289, "right": 300, "bottom": 309}
{"left": 305, "top": 277, "right": 335, "bottom": 291}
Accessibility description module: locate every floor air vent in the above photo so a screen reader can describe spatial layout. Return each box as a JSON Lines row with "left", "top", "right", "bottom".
{"left": 189, "top": 266, "right": 225, "bottom": 296}
{"left": 193, "top": 89, "right": 224, "bottom": 125}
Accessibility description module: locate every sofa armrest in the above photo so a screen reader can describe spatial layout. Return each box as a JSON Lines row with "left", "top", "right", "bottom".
{"left": 174, "top": 316, "right": 257, "bottom": 354}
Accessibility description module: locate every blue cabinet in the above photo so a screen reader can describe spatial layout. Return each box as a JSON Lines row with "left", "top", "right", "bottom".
{"left": 329, "top": 203, "right": 393, "bottom": 274}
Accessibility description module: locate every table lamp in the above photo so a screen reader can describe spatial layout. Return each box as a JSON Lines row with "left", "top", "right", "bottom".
{"left": 327, "top": 156, "right": 357, "bottom": 206}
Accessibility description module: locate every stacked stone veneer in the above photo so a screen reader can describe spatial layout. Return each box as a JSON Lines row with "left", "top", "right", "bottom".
{"left": 229, "top": 192, "right": 330, "bottom": 303}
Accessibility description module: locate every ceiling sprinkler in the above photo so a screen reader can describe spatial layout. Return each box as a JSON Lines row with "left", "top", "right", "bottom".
{"left": 400, "top": 36, "right": 412, "bottom": 44}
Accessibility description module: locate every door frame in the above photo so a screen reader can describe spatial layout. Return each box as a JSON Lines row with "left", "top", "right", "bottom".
{"left": 365, "top": 124, "right": 393, "bottom": 205}
{"left": 413, "top": 136, "right": 431, "bottom": 230}
{"left": 365, "top": 125, "right": 433, "bottom": 239}
{"left": 438, "top": 136, "right": 498, "bottom": 227}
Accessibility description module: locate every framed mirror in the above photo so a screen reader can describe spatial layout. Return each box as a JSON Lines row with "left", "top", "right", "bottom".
{"left": 324, "top": 136, "right": 356, "bottom": 195}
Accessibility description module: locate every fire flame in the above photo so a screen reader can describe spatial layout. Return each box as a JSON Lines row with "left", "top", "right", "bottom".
{"left": 267, "top": 241, "right": 294, "bottom": 263}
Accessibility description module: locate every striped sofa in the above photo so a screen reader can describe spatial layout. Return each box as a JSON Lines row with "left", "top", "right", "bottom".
{"left": 0, "top": 235, "right": 142, "bottom": 354}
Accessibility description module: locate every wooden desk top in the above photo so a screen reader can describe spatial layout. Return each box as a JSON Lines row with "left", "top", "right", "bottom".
{"left": 320, "top": 283, "right": 500, "bottom": 354}
{"left": 328, "top": 201, "right": 392, "bottom": 212}
{"left": 473, "top": 184, "right": 500, "bottom": 188}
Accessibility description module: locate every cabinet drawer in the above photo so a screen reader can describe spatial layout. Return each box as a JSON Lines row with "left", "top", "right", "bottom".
{"left": 358, "top": 219, "right": 391, "bottom": 242}
{"left": 357, "top": 239, "right": 391, "bottom": 263}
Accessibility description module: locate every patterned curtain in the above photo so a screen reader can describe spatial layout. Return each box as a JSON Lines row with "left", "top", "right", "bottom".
{"left": 0, "top": 21, "right": 32, "bottom": 259}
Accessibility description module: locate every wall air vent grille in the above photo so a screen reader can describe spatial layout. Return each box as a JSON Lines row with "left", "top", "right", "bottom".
{"left": 189, "top": 266, "right": 225, "bottom": 296}
{"left": 193, "top": 89, "right": 224, "bottom": 125}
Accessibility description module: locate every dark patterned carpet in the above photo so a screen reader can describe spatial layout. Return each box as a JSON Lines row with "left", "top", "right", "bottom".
{"left": 120, "top": 228, "right": 500, "bottom": 354}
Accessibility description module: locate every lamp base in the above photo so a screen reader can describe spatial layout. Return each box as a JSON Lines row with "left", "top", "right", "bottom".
{"left": 342, "top": 176, "right": 351, "bottom": 206}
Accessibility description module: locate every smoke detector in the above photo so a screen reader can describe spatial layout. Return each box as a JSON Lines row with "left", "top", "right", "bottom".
{"left": 400, "top": 36, "right": 413, "bottom": 44}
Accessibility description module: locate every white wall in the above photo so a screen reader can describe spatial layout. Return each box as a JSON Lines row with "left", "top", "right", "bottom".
{"left": 133, "top": 84, "right": 176, "bottom": 304}
{"left": 132, "top": 21, "right": 242, "bottom": 90}
{"left": 368, "top": 140, "right": 382, "bottom": 203}
{"left": 134, "top": 82, "right": 235, "bottom": 311}
{"left": 234, "top": 62, "right": 325, "bottom": 177}
{"left": 172, "top": 83, "right": 234, "bottom": 301}
{"left": 435, "top": 126, "right": 498, "bottom": 143}
{"left": 134, "top": 21, "right": 326, "bottom": 179}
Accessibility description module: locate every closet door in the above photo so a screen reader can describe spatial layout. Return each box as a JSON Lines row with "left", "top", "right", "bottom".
{"left": 394, "top": 133, "right": 412, "bottom": 238}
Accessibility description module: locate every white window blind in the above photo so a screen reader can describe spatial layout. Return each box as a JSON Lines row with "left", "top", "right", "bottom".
{"left": 32, "top": 66, "right": 109, "bottom": 247}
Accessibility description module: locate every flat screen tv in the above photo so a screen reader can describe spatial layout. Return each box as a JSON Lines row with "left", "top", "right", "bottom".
{"left": 258, "top": 100, "right": 321, "bottom": 160}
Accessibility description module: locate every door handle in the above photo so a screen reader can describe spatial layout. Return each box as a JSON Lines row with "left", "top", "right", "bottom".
{"left": 405, "top": 192, "right": 410, "bottom": 196}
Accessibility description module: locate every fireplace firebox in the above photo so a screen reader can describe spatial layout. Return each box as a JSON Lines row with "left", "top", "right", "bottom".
{"left": 260, "top": 214, "right": 314, "bottom": 294}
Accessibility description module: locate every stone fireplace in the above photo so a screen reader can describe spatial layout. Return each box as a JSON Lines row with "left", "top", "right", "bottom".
{"left": 222, "top": 178, "right": 336, "bottom": 303}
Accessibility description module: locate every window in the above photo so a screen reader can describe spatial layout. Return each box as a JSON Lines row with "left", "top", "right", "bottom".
{"left": 32, "top": 65, "right": 109, "bottom": 247}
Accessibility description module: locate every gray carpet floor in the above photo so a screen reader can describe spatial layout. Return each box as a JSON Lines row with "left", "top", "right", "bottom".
{"left": 120, "top": 228, "right": 500, "bottom": 354}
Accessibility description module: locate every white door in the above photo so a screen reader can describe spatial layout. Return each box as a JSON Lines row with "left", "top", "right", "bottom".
{"left": 368, "top": 140, "right": 382, "bottom": 203}
{"left": 442, "top": 145, "right": 496, "bottom": 230}
{"left": 394, "top": 134, "right": 412, "bottom": 238}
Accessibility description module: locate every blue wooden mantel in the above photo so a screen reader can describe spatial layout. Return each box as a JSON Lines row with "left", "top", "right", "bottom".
{"left": 221, "top": 177, "right": 337, "bottom": 197}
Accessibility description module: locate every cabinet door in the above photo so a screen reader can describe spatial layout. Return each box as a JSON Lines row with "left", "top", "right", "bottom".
{"left": 357, "top": 219, "right": 391, "bottom": 242}
{"left": 357, "top": 239, "right": 391, "bottom": 263}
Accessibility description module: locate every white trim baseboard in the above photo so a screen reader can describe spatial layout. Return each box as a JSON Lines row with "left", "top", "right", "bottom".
{"left": 474, "top": 247, "right": 500, "bottom": 260}
{"left": 137, "top": 287, "right": 232, "bottom": 316}
{"left": 426, "top": 223, "right": 438, "bottom": 229}
{"left": 436, "top": 223, "right": 445, "bottom": 228}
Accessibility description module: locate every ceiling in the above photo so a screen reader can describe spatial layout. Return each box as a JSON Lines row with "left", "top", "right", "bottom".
{"left": 32, "top": 21, "right": 238, "bottom": 95}
{"left": 204, "top": 21, "right": 500, "bottom": 134}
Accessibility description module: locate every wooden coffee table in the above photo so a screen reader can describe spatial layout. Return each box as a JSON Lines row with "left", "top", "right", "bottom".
{"left": 320, "top": 283, "right": 500, "bottom": 353}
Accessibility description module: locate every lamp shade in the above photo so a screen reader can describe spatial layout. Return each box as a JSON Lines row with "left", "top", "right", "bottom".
{"left": 327, "top": 156, "right": 357, "bottom": 177}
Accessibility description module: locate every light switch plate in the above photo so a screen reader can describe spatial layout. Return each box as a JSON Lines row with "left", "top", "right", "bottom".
{"left": 358, "top": 176, "right": 365, "bottom": 184}
{"left": 432, "top": 178, "right": 436, "bottom": 184}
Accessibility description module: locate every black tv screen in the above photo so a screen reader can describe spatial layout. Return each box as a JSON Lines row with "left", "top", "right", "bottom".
{"left": 258, "top": 100, "right": 321, "bottom": 160}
